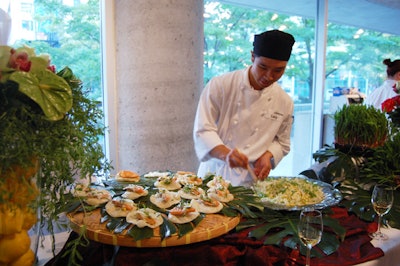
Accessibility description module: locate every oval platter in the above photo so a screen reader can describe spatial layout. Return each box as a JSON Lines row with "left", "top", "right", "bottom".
{"left": 253, "top": 176, "right": 343, "bottom": 211}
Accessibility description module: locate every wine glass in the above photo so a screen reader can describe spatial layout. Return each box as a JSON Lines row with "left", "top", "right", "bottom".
{"left": 369, "top": 184, "right": 394, "bottom": 241}
{"left": 297, "top": 208, "right": 323, "bottom": 266}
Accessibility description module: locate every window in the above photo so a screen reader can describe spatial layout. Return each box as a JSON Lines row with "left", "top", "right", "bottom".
{"left": 20, "top": 2, "right": 33, "bottom": 14}
{"left": 21, "top": 20, "right": 33, "bottom": 31}
{"left": 204, "top": 1, "right": 400, "bottom": 176}
{"left": 1, "top": 0, "right": 105, "bottom": 152}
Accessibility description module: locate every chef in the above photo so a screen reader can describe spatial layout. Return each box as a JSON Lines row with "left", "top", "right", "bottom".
{"left": 193, "top": 29, "right": 295, "bottom": 187}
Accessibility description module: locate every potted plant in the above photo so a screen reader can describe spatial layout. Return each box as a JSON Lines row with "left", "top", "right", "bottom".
{"left": 334, "top": 104, "right": 388, "bottom": 151}
{"left": 308, "top": 104, "right": 389, "bottom": 182}
{"left": 0, "top": 45, "right": 111, "bottom": 265}
{"left": 308, "top": 104, "right": 400, "bottom": 230}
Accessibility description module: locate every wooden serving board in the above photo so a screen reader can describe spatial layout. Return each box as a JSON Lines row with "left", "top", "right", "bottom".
{"left": 68, "top": 209, "right": 240, "bottom": 247}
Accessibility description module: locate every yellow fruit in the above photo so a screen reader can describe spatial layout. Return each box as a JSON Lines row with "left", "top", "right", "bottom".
{"left": 22, "top": 207, "right": 38, "bottom": 230}
{"left": 1, "top": 158, "right": 39, "bottom": 205}
{"left": 10, "top": 249, "right": 35, "bottom": 266}
{"left": 0, "top": 205, "right": 24, "bottom": 235}
{"left": 0, "top": 230, "right": 31, "bottom": 264}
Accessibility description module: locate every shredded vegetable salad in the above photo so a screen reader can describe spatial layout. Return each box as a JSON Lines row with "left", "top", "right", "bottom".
{"left": 253, "top": 177, "right": 325, "bottom": 207}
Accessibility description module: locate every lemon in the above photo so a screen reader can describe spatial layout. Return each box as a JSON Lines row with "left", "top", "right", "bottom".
{"left": 22, "top": 207, "right": 38, "bottom": 230}
{"left": 10, "top": 249, "right": 35, "bottom": 266}
{"left": 0, "top": 230, "right": 30, "bottom": 264}
{"left": 0, "top": 205, "right": 24, "bottom": 235}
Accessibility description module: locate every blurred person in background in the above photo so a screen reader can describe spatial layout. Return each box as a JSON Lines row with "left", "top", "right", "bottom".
{"left": 365, "top": 58, "right": 400, "bottom": 110}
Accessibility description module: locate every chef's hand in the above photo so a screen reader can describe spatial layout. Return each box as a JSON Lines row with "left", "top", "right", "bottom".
{"left": 253, "top": 151, "right": 273, "bottom": 180}
{"left": 225, "top": 148, "right": 249, "bottom": 168}
{"left": 210, "top": 145, "right": 248, "bottom": 169}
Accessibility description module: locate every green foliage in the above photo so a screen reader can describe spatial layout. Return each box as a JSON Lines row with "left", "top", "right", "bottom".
{"left": 0, "top": 60, "right": 111, "bottom": 266}
{"left": 311, "top": 132, "right": 400, "bottom": 230}
{"left": 359, "top": 132, "right": 400, "bottom": 188}
{"left": 36, "top": 68, "right": 112, "bottom": 232}
{"left": 62, "top": 225, "right": 90, "bottom": 266}
{"left": 243, "top": 208, "right": 345, "bottom": 257}
{"left": 338, "top": 179, "right": 400, "bottom": 229}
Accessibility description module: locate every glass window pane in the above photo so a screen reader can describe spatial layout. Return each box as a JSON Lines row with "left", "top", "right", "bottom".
{"left": 204, "top": 1, "right": 316, "bottom": 176}
{"left": 1, "top": 0, "right": 105, "bottom": 152}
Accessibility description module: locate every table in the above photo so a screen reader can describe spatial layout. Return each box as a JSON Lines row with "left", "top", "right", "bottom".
{"left": 43, "top": 207, "right": 400, "bottom": 266}
{"left": 358, "top": 227, "right": 400, "bottom": 266}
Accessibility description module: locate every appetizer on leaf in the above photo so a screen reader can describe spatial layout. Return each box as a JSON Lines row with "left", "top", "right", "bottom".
{"left": 150, "top": 188, "right": 181, "bottom": 209}
{"left": 84, "top": 188, "right": 112, "bottom": 206}
{"left": 105, "top": 197, "right": 137, "bottom": 217}
{"left": 168, "top": 204, "right": 200, "bottom": 224}
{"left": 190, "top": 194, "right": 223, "bottom": 214}
{"left": 143, "top": 171, "right": 171, "bottom": 178}
{"left": 115, "top": 170, "right": 140, "bottom": 182}
{"left": 126, "top": 208, "right": 164, "bottom": 229}
{"left": 154, "top": 175, "right": 181, "bottom": 190}
{"left": 206, "top": 175, "right": 230, "bottom": 189}
{"left": 121, "top": 184, "right": 149, "bottom": 200}
{"left": 175, "top": 171, "right": 203, "bottom": 186}
{"left": 178, "top": 184, "right": 205, "bottom": 200}
{"left": 207, "top": 185, "right": 234, "bottom": 203}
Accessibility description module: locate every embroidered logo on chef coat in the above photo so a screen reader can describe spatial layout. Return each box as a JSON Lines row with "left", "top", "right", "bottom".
{"left": 270, "top": 112, "right": 283, "bottom": 120}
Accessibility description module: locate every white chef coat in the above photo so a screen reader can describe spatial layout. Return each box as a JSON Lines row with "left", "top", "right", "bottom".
{"left": 193, "top": 66, "right": 294, "bottom": 186}
{"left": 365, "top": 80, "right": 397, "bottom": 110}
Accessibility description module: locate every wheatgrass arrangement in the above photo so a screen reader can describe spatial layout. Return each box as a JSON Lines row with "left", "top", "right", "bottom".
{"left": 334, "top": 104, "right": 388, "bottom": 150}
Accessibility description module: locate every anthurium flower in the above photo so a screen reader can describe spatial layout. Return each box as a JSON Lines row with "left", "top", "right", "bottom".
{"left": 0, "top": 45, "right": 72, "bottom": 121}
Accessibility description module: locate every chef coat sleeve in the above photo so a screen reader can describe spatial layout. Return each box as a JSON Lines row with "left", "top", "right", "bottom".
{"left": 193, "top": 79, "right": 225, "bottom": 162}
{"left": 267, "top": 107, "right": 293, "bottom": 168}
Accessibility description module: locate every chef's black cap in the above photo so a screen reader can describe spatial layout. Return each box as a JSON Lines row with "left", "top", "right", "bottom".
{"left": 253, "top": 30, "right": 295, "bottom": 61}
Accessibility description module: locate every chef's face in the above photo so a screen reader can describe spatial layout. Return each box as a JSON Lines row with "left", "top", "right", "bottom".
{"left": 249, "top": 52, "right": 288, "bottom": 90}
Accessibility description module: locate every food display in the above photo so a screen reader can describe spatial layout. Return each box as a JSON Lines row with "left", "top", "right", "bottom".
{"left": 253, "top": 176, "right": 342, "bottom": 210}
{"left": 190, "top": 195, "right": 224, "bottom": 214}
{"left": 178, "top": 184, "right": 205, "bottom": 199}
{"left": 154, "top": 175, "right": 182, "bottom": 190}
{"left": 105, "top": 197, "right": 137, "bottom": 217}
{"left": 126, "top": 208, "right": 164, "bottom": 228}
{"left": 150, "top": 188, "right": 181, "bottom": 209}
{"left": 67, "top": 171, "right": 247, "bottom": 247}
{"left": 167, "top": 204, "right": 200, "bottom": 224}
{"left": 115, "top": 170, "right": 141, "bottom": 182}
{"left": 81, "top": 187, "right": 112, "bottom": 206}
{"left": 121, "top": 184, "right": 149, "bottom": 200}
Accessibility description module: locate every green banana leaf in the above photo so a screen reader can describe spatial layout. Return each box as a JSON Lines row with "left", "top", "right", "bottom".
{"left": 245, "top": 209, "right": 345, "bottom": 257}
{"left": 338, "top": 180, "right": 400, "bottom": 229}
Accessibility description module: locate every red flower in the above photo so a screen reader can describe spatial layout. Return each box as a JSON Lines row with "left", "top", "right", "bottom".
{"left": 8, "top": 49, "right": 32, "bottom": 72}
{"left": 382, "top": 96, "right": 400, "bottom": 112}
{"left": 47, "top": 64, "right": 56, "bottom": 73}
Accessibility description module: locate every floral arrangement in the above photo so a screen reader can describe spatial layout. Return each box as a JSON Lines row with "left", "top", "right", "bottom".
{"left": 381, "top": 81, "right": 400, "bottom": 127}
{"left": 0, "top": 45, "right": 111, "bottom": 264}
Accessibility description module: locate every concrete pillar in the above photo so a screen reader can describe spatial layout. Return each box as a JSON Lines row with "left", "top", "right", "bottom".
{"left": 114, "top": 0, "right": 203, "bottom": 174}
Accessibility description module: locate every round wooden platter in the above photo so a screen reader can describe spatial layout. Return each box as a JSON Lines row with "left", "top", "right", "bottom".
{"left": 67, "top": 209, "right": 240, "bottom": 247}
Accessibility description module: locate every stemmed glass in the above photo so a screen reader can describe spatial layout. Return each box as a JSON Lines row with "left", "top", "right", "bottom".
{"left": 297, "top": 208, "right": 323, "bottom": 266}
{"left": 369, "top": 184, "right": 394, "bottom": 241}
